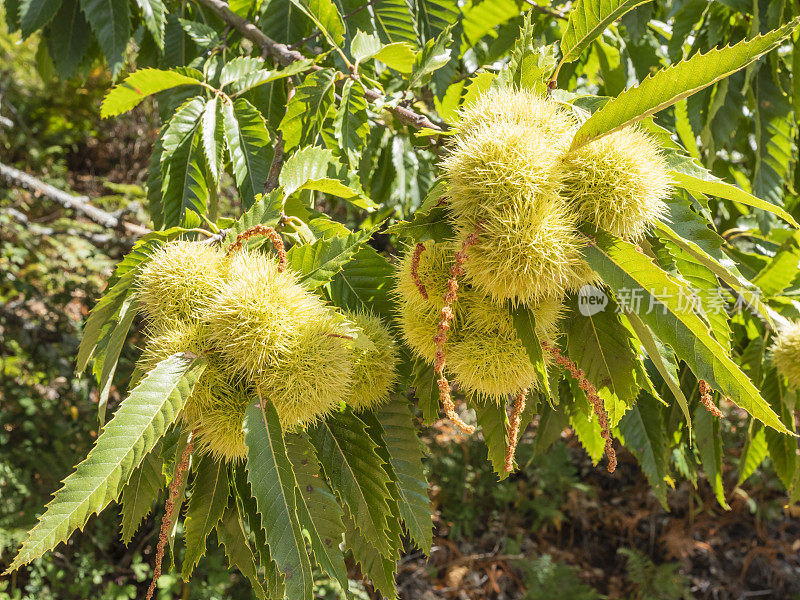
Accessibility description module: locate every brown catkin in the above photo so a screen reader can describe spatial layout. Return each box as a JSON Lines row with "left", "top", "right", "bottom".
{"left": 145, "top": 435, "right": 194, "bottom": 600}
{"left": 504, "top": 388, "right": 527, "bottom": 472}
{"left": 542, "top": 341, "right": 617, "bottom": 473}
{"left": 410, "top": 243, "right": 429, "bottom": 300}
{"left": 226, "top": 225, "right": 287, "bottom": 272}
{"left": 699, "top": 379, "right": 724, "bottom": 418}
{"left": 433, "top": 229, "right": 481, "bottom": 434}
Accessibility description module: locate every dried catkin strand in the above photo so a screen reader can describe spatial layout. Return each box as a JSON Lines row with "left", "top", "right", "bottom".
{"left": 225, "top": 224, "right": 287, "bottom": 272}
{"left": 542, "top": 341, "right": 617, "bottom": 473}
{"left": 145, "top": 435, "right": 194, "bottom": 600}
{"left": 504, "top": 388, "right": 527, "bottom": 472}
{"left": 410, "top": 243, "right": 429, "bottom": 299}
{"left": 699, "top": 380, "right": 724, "bottom": 418}
{"left": 433, "top": 229, "right": 481, "bottom": 434}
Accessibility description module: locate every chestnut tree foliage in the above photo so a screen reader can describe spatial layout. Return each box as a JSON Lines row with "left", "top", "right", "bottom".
{"left": 6, "top": 0, "right": 800, "bottom": 597}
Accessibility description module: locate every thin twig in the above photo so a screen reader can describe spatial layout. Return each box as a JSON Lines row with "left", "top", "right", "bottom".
{"left": 265, "top": 132, "right": 284, "bottom": 193}
{"left": 0, "top": 161, "right": 149, "bottom": 235}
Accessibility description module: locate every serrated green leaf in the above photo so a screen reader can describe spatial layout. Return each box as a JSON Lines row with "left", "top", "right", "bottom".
{"left": 7, "top": 354, "right": 206, "bottom": 572}
{"left": 386, "top": 205, "right": 454, "bottom": 242}
{"left": 670, "top": 169, "right": 799, "bottom": 229}
{"left": 79, "top": 0, "right": 130, "bottom": 76}
{"left": 223, "top": 189, "right": 284, "bottom": 244}
{"left": 100, "top": 69, "right": 202, "bottom": 123}
{"left": 618, "top": 394, "right": 669, "bottom": 509}
{"left": 737, "top": 421, "right": 767, "bottom": 486}
{"left": 412, "top": 360, "right": 439, "bottom": 426}
{"left": 558, "top": 0, "right": 652, "bottom": 66}
{"left": 162, "top": 129, "right": 208, "bottom": 228}
{"left": 377, "top": 398, "right": 432, "bottom": 554}
{"left": 216, "top": 499, "right": 268, "bottom": 600}
{"left": 351, "top": 29, "right": 384, "bottom": 63}
{"left": 231, "top": 466, "right": 285, "bottom": 599}
{"left": 570, "top": 20, "right": 799, "bottom": 149}
{"left": 178, "top": 17, "right": 219, "bottom": 47}
{"left": 182, "top": 456, "right": 230, "bottom": 580}
{"left": 335, "top": 79, "right": 369, "bottom": 166}
{"left": 119, "top": 449, "right": 164, "bottom": 544}
{"left": 762, "top": 370, "right": 798, "bottom": 490}
{"left": 76, "top": 270, "right": 136, "bottom": 373}
{"left": 97, "top": 296, "right": 137, "bottom": 423}
{"left": 752, "top": 233, "right": 800, "bottom": 296}
{"left": 308, "top": 409, "right": 394, "bottom": 556}
{"left": 201, "top": 97, "right": 223, "bottom": 184}
{"left": 462, "top": 0, "right": 521, "bottom": 45}
{"left": 279, "top": 68, "right": 336, "bottom": 151}
{"left": 373, "top": 0, "right": 418, "bottom": 47}
{"left": 223, "top": 97, "right": 272, "bottom": 209}
{"left": 220, "top": 56, "right": 263, "bottom": 87}
{"left": 563, "top": 378, "right": 605, "bottom": 464}
{"left": 655, "top": 219, "right": 767, "bottom": 335}
{"left": 581, "top": 226, "right": 788, "bottom": 434}
{"left": 134, "top": 0, "right": 165, "bottom": 48}
{"left": 626, "top": 312, "right": 691, "bottom": 432}
{"left": 408, "top": 25, "right": 452, "bottom": 89}
{"left": 753, "top": 66, "right": 795, "bottom": 226}
{"left": 285, "top": 432, "right": 347, "bottom": 589}
{"left": 694, "top": 401, "right": 730, "bottom": 509}
{"left": 244, "top": 399, "right": 313, "bottom": 600}
{"left": 287, "top": 227, "right": 374, "bottom": 289}
{"left": 511, "top": 305, "right": 552, "bottom": 404}
{"left": 533, "top": 400, "right": 570, "bottom": 457}
{"left": 655, "top": 232, "right": 732, "bottom": 354}
{"left": 46, "top": 0, "right": 91, "bottom": 78}
{"left": 19, "top": 0, "right": 62, "bottom": 38}
{"left": 330, "top": 245, "right": 394, "bottom": 317}
{"left": 342, "top": 508, "right": 398, "bottom": 599}
{"left": 289, "top": 0, "right": 344, "bottom": 46}
{"left": 475, "top": 401, "right": 511, "bottom": 479}
{"left": 280, "top": 146, "right": 362, "bottom": 201}
{"left": 563, "top": 294, "right": 639, "bottom": 426}
{"left": 351, "top": 30, "right": 415, "bottom": 72}
{"left": 494, "top": 17, "right": 555, "bottom": 94}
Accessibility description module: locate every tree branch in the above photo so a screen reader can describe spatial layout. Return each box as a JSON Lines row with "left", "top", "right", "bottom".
{"left": 193, "top": 0, "right": 443, "bottom": 131}
{"left": 0, "top": 162, "right": 149, "bottom": 235}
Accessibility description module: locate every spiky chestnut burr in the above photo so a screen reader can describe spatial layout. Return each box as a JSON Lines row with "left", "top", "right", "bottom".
{"left": 771, "top": 320, "right": 800, "bottom": 389}
{"left": 205, "top": 249, "right": 326, "bottom": 383}
{"left": 448, "top": 294, "right": 563, "bottom": 403}
{"left": 442, "top": 91, "right": 596, "bottom": 304}
{"left": 254, "top": 308, "right": 353, "bottom": 430}
{"left": 396, "top": 242, "right": 564, "bottom": 403}
{"left": 136, "top": 241, "right": 226, "bottom": 325}
{"left": 560, "top": 126, "right": 672, "bottom": 240}
{"left": 342, "top": 310, "right": 399, "bottom": 412}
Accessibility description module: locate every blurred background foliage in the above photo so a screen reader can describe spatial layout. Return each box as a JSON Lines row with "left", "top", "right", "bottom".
{"left": 3, "top": 0, "right": 800, "bottom": 598}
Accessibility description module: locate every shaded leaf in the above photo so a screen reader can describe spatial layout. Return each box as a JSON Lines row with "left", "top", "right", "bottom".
{"left": 7, "top": 354, "right": 206, "bottom": 572}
